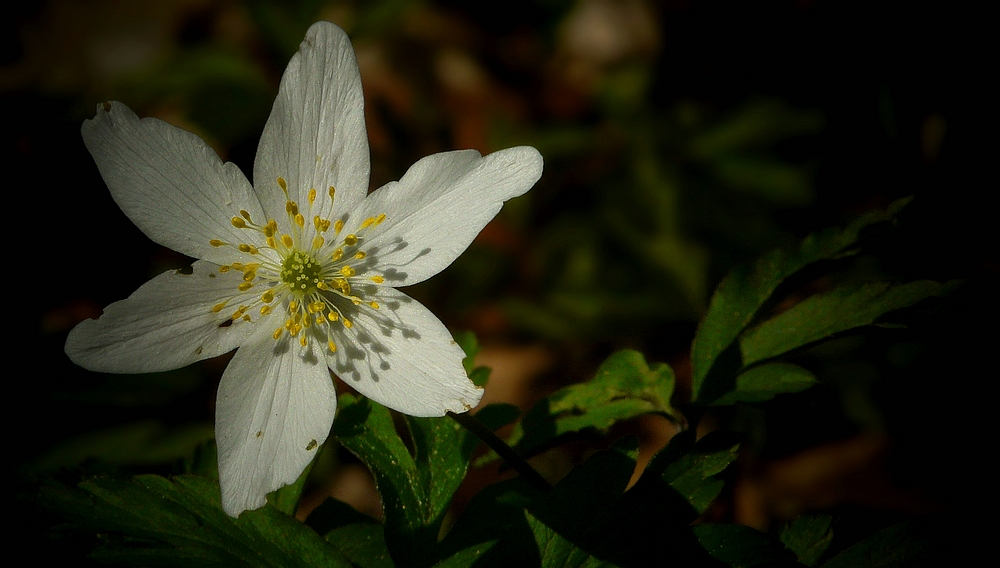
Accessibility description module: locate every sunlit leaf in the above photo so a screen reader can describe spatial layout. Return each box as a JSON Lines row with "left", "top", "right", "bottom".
{"left": 509, "top": 350, "right": 680, "bottom": 458}
{"left": 644, "top": 430, "right": 741, "bottom": 515}
{"left": 710, "top": 362, "right": 817, "bottom": 406}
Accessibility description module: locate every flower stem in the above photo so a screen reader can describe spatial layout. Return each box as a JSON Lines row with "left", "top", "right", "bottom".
{"left": 448, "top": 411, "right": 552, "bottom": 492}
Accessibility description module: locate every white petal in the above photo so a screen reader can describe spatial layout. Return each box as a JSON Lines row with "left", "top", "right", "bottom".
{"left": 65, "top": 260, "right": 261, "bottom": 373}
{"left": 327, "top": 287, "right": 483, "bottom": 417}
{"left": 216, "top": 327, "right": 337, "bottom": 516}
{"left": 81, "top": 102, "right": 265, "bottom": 265}
{"left": 254, "top": 21, "right": 370, "bottom": 232}
{"left": 352, "top": 147, "right": 542, "bottom": 286}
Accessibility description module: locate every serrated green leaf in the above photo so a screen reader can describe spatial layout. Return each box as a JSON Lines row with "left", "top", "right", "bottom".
{"left": 644, "top": 430, "right": 741, "bottom": 515}
{"left": 692, "top": 197, "right": 912, "bottom": 403}
{"left": 710, "top": 363, "right": 817, "bottom": 406}
{"left": 38, "top": 474, "right": 349, "bottom": 567}
{"left": 694, "top": 524, "right": 800, "bottom": 567}
{"left": 780, "top": 514, "right": 833, "bottom": 567}
{"left": 332, "top": 394, "right": 480, "bottom": 567}
{"left": 507, "top": 350, "right": 680, "bottom": 458}
{"left": 740, "top": 280, "right": 943, "bottom": 367}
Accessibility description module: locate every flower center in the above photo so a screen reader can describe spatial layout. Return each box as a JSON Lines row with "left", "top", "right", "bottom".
{"left": 281, "top": 251, "right": 323, "bottom": 294}
{"left": 207, "top": 177, "right": 388, "bottom": 353}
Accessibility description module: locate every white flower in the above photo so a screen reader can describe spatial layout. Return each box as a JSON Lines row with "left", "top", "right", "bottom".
{"left": 64, "top": 21, "right": 543, "bottom": 517}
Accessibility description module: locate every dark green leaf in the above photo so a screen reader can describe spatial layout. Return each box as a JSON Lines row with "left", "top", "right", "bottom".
{"left": 38, "top": 474, "right": 349, "bottom": 567}
{"left": 333, "top": 394, "right": 479, "bottom": 567}
{"left": 740, "top": 280, "right": 943, "bottom": 367}
{"left": 779, "top": 515, "right": 833, "bottom": 567}
{"left": 691, "top": 197, "right": 911, "bottom": 403}
{"left": 509, "top": 350, "right": 680, "bottom": 458}
{"left": 308, "top": 498, "right": 392, "bottom": 568}
{"left": 694, "top": 524, "right": 800, "bottom": 567}
{"left": 268, "top": 455, "right": 317, "bottom": 516}
{"left": 645, "top": 430, "right": 741, "bottom": 515}
{"left": 710, "top": 363, "right": 817, "bottom": 406}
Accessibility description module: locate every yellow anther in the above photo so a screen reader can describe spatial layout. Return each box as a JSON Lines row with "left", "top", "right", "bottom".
{"left": 344, "top": 234, "right": 358, "bottom": 246}
{"left": 286, "top": 201, "right": 299, "bottom": 215}
{"left": 293, "top": 313, "right": 302, "bottom": 325}
{"left": 219, "top": 265, "right": 231, "bottom": 273}
{"left": 308, "top": 188, "right": 316, "bottom": 204}
{"left": 231, "top": 263, "right": 245, "bottom": 270}
{"left": 343, "top": 319, "right": 353, "bottom": 329}
{"left": 341, "top": 265, "right": 356, "bottom": 277}
{"left": 327, "top": 340, "right": 337, "bottom": 353}
{"left": 300, "top": 334, "right": 308, "bottom": 347}
{"left": 361, "top": 217, "right": 375, "bottom": 229}
{"left": 267, "top": 237, "right": 276, "bottom": 248}
{"left": 210, "top": 239, "right": 225, "bottom": 247}
{"left": 369, "top": 301, "right": 380, "bottom": 309}
{"left": 240, "top": 209, "right": 252, "bottom": 221}
{"left": 315, "top": 313, "right": 326, "bottom": 324}
{"left": 332, "top": 248, "right": 343, "bottom": 261}
{"left": 264, "top": 220, "right": 278, "bottom": 237}
{"left": 316, "top": 281, "right": 328, "bottom": 290}
{"left": 212, "top": 302, "right": 227, "bottom": 313}
{"left": 295, "top": 213, "right": 305, "bottom": 228}
{"left": 352, "top": 298, "right": 361, "bottom": 306}
{"left": 314, "top": 216, "right": 330, "bottom": 232}
{"left": 312, "top": 236, "right": 324, "bottom": 249}
{"left": 260, "top": 305, "right": 272, "bottom": 316}
{"left": 355, "top": 251, "right": 366, "bottom": 259}
{"left": 238, "top": 282, "right": 253, "bottom": 292}
{"left": 273, "top": 328, "right": 284, "bottom": 340}
{"left": 328, "top": 186, "right": 336, "bottom": 199}
{"left": 303, "top": 315, "right": 312, "bottom": 328}
{"left": 243, "top": 270, "right": 256, "bottom": 282}
{"left": 289, "top": 301, "right": 298, "bottom": 312}
{"left": 281, "top": 234, "right": 294, "bottom": 248}
{"left": 308, "top": 301, "right": 326, "bottom": 313}
{"left": 375, "top": 213, "right": 386, "bottom": 225}
{"left": 242, "top": 315, "right": 251, "bottom": 322}
{"left": 334, "top": 219, "right": 344, "bottom": 234}
{"left": 261, "top": 290, "right": 274, "bottom": 303}
{"left": 277, "top": 177, "right": 288, "bottom": 192}
{"left": 371, "top": 275, "right": 385, "bottom": 284}
{"left": 238, "top": 244, "right": 258, "bottom": 254}
{"left": 328, "top": 311, "right": 339, "bottom": 321}
{"left": 231, "top": 217, "right": 247, "bottom": 229}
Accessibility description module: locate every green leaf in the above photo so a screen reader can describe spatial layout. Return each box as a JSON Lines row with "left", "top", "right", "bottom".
{"left": 308, "top": 498, "right": 392, "bottom": 568}
{"left": 691, "top": 197, "right": 912, "bottom": 403}
{"left": 710, "top": 363, "right": 817, "bottom": 406}
{"left": 332, "top": 394, "right": 479, "bottom": 567}
{"left": 694, "top": 524, "right": 800, "bottom": 567}
{"left": 453, "top": 330, "right": 492, "bottom": 387}
{"left": 740, "top": 280, "right": 943, "bottom": 367}
{"left": 779, "top": 514, "right": 833, "bottom": 567}
{"left": 644, "top": 430, "right": 741, "bottom": 515}
{"left": 509, "top": 350, "right": 680, "bottom": 458}
{"left": 38, "top": 474, "right": 349, "bottom": 567}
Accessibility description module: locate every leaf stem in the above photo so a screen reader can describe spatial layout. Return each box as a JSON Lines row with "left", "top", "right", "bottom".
{"left": 448, "top": 411, "right": 552, "bottom": 492}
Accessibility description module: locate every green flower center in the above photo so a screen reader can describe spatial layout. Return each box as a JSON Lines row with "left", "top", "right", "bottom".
{"left": 280, "top": 251, "right": 323, "bottom": 295}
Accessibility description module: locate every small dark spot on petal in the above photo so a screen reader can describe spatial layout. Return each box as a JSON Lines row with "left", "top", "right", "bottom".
{"left": 256, "top": 431, "right": 263, "bottom": 438}
{"left": 102, "top": 101, "right": 112, "bottom": 112}
{"left": 196, "top": 346, "right": 203, "bottom": 355}
{"left": 219, "top": 320, "right": 233, "bottom": 328}
{"left": 306, "top": 439, "right": 318, "bottom": 451}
